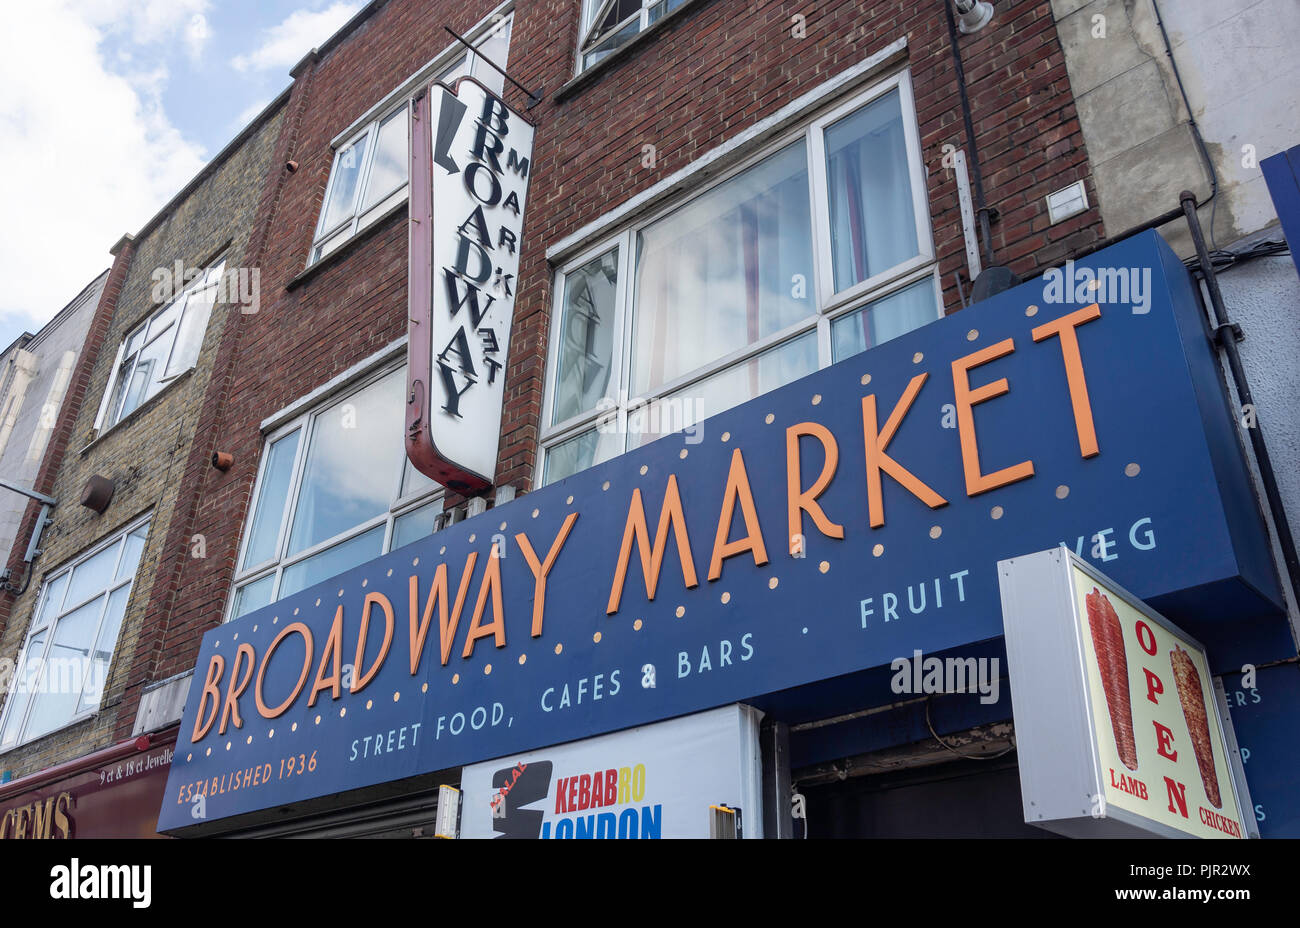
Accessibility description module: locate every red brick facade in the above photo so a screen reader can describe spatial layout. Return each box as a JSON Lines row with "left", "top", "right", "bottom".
{"left": 122, "top": 0, "right": 1103, "bottom": 704}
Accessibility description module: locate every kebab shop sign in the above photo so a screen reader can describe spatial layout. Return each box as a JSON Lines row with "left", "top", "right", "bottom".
{"left": 1073, "top": 567, "right": 1247, "bottom": 838}
{"left": 1001, "top": 547, "right": 1250, "bottom": 839}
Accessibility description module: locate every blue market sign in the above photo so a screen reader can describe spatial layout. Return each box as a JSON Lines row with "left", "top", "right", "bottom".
{"left": 158, "top": 232, "right": 1281, "bottom": 832}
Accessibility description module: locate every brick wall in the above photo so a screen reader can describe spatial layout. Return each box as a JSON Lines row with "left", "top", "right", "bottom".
{"left": 141, "top": 0, "right": 1103, "bottom": 690}
{"left": 0, "top": 106, "right": 285, "bottom": 778}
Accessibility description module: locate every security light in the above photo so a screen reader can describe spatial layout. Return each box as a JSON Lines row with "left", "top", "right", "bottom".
{"left": 954, "top": 0, "right": 994, "bottom": 33}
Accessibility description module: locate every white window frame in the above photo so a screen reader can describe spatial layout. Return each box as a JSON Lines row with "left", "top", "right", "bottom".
{"left": 227, "top": 362, "right": 444, "bottom": 622}
{"left": 93, "top": 258, "right": 226, "bottom": 435}
{"left": 538, "top": 71, "right": 938, "bottom": 485}
{"left": 0, "top": 514, "right": 152, "bottom": 752}
{"left": 576, "top": 0, "right": 683, "bottom": 74}
{"left": 307, "top": 10, "right": 515, "bottom": 266}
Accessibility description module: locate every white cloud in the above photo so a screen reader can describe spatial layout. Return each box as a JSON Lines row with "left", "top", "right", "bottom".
{"left": 74, "top": 0, "right": 213, "bottom": 51}
{"left": 232, "top": 2, "right": 363, "bottom": 73}
{"left": 0, "top": 2, "right": 207, "bottom": 330}
{"left": 184, "top": 13, "right": 213, "bottom": 61}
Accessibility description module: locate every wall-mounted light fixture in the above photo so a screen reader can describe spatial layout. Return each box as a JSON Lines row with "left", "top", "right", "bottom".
{"left": 80, "top": 474, "right": 115, "bottom": 514}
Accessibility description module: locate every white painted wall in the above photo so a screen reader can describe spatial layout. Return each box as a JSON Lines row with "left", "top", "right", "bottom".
{"left": 1054, "top": 0, "right": 1300, "bottom": 248}
{"left": 0, "top": 273, "right": 105, "bottom": 567}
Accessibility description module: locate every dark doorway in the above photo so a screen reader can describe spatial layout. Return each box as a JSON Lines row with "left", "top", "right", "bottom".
{"left": 800, "top": 758, "right": 1060, "bottom": 838}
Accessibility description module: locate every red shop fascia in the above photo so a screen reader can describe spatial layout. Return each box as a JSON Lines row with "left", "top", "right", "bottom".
{"left": 0, "top": 730, "right": 176, "bottom": 839}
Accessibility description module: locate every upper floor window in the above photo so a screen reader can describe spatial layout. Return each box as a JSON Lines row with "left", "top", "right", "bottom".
{"left": 94, "top": 259, "right": 225, "bottom": 433}
{"left": 577, "top": 0, "right": 686, "bottom": 72}
{"left": 309, "top": 14, "right": 514, "bottom": 264}
{"left": 229, "top": 364, "right": 444, "bottom": 620}
{"left": 540, "top": 74, "right": 937, "bottom": 485}
{"left": 0, "top": 517, "right": 150, "bottom": 751}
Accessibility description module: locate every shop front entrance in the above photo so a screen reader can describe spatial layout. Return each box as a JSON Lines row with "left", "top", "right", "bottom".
{"left": 800, "top": 757, "right": 1057, "bottom": 839}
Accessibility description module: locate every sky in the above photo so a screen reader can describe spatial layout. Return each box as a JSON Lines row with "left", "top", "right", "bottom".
{"left": 0, "top": 0, "right": 366, "bottom": 351}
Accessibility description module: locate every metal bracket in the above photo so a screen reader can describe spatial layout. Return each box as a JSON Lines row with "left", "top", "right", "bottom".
{"left": 1213, "top": 322, "right": 1245, "bottom": 346}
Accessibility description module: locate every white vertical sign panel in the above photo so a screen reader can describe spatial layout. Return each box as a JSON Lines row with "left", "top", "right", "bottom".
{"left": 407, "top": 78, "right": 535, "bottom": 492}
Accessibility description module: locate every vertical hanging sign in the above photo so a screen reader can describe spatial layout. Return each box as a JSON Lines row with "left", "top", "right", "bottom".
{"left": 407, "top": 77, "right": 535, "bottom": 492}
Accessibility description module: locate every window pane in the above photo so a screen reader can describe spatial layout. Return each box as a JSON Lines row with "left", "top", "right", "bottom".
{"left": 583, "top": 17, "right": 640, "bottom": 69}
{"left": 123, "top": 324, "right": 145, "bottom": 360}
{"left": 543, "top": 429, "right": 598, "bottom": 485}
{"left": 64, "top": 543, "right": 120, "bottom": 611}
{"left": 243, "top": 428, "right": 301, "bottom": 569}
{"left": 648, "top": 0, "right": 688, "bottom": 25}
{"left": 33, "top": 574, "right": 69, "bottom": 630}
{"left": 470, "top": 17, "right": 512, "bottom": 96}
{"left": 314, "top": 227, "right": 352, "bottom": 262}
{"left": 1, "top": 630, "right": 46, "bottom": 747}
{"left": 280, "top": 525, "right": 385, "bottom": 598}
{"left": 24, "top": 598, "right": 103, "bottom": 739}
{"left": 288, "top": 371, "right": 403, "bottom": 555}
{"left": 392, "top": 498, "right": 444, "bottom": 550}
{"left": 587, "top": 0, "right": 641, "bottom": 45}
{"left": 831, "top": 278, "right": 938, "bottom": 362}
{"left": 436, "top": 53, "right": 469, "bottom": 85}
{"left": 106, "top": 352, "right": 137, "bottom": 426}
{"left": 632, "top": 332, "right": 818, "bottom": 447}
{"left": 166, "top": 280, "right": 219, "bottom": 377}
{"left": 631, "top": 142, "right": 813, "bottom": 396}
{"left": 77, "top": 585, "right": 130, "bottom": 713}
{"left": 145, "top": 298, "right": 181, "bottom": 344}
{"left": 320, "top": 134, "right": 370, "bottom": 232}
{"left": 553, "top": 248, "right": 618, "bottom": 424}
{"left": 360, "top": 111, "right": 408, "bottom": 212}
{"left": 542, "top": 427, "right": 623, "bottom": 485}
{"left": 119, "top": 329, "right": 170, "bottom": 419}
{"left": 116, "top": 525, "right": 148, "bottom": 581}
{"left": 232, "top": 573, "right": 275, "bottom": 620}
{"left": 401, "top": 457, "right": 438, "bottom": 499}
{"left": 825, "top": 90, "right": 919, "bottom": 292}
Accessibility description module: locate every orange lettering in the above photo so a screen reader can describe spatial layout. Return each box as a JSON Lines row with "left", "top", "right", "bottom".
{"left": 861, "top": 373, "right": 948, "bottom": 528}
{"left": 1032, "top": 303, "right": 1102, "bottom": 458}
{"left": 709, "top": 449, "right": 769, "bottom": 581}
{"left": 352, "top": 593, "right": 394, "bottom": 694}
{"left": 515, "top": 512, "right": 578, "bottom": 637}
{"left": 219, "top": 643, "right": 256, "bottom": 734}
{"left": 255, "top": 622, "right": 313, "bottom": 719}
{"left": 786, "top": 422, "right": 844, "bottom": 554}
{"left": 308, "top": 606, "right": 344, "bottom": 706}
{"left": 192, "top": 653, "right": 224, "bottom": 741}
{"left": 607, "top": 475, "right": 698, "bottom": 614}
{"left": 409, "top": 556, "right": 480, "bottom": 671}
{"left": 952, "top": 339, "right": 1034, "bottom": 496}
{"left": 462, "top": 543, "right": 506, "bottom": 659}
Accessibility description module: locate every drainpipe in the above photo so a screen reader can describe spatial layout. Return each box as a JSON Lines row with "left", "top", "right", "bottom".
{"left": 943, "top": 0, "right": 1022, "bottom": 301}
{"left": 943, "top": 0, "right": 994, "bottom": 270}
{"left": 1180, "top": 191, "right": 1300, "bottom": 623}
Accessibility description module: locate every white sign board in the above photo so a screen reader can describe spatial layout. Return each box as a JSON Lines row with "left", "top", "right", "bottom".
{"left": 999, "top": 546, "right": 1255, "bottom": 839}
{"left": 459, "top": 704, "right": 764, "bottom": 839}
{"left": 407, "top": 77, "right": 535, "bottom": 492}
